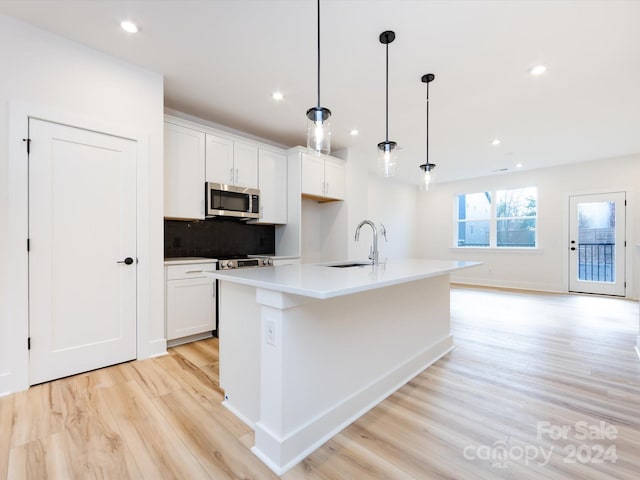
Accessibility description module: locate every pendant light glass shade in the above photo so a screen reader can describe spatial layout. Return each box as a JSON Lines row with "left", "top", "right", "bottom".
{"left": 377, "top": 30, "right": 397, "bottom": 177}
{"left": 377, "top": 141, "right": 398, "bottom": 177}
{"left": 419, "top": 73, "right": 436, "bottom": 190}
{"left": 306, "top": 0, "right": 331, "bottom": 155}
{"left": 307, "top": 107, "right": 331, "bottom": 155}
{"left": 419, "top": 163, "right": 436, "bottom": 191}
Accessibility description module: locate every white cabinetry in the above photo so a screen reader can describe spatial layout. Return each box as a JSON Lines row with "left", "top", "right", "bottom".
{"left": 301, "top": 153, "right": 324, "bottom": 197}
{"left": 253, "top": 149, "right": 287, "bottom": 224}
{"left": 324, "top": 157, "right": 346, "bottom": 200}
{"left": 164, "top": 115, "right": 287, "bottom": 223}
{"left": 234, "top": 142, "right": 259, "bottom": 188}
{"left": 275, "top": 147, "right": 347, "bottom": 258}
{"left": 205, "top": 134, "right": 258, "bottom": 189}
{"left": 164, "top": 122, "right": 206, "bottom": 220}
{"left": 301, "top": 152, "right": 345, "bottom": 201}
{"left": 165, "top": 262, "right": 217, "bottom": 345}
{"left": 204, "top": 133, "right": 233, "bottom": 185}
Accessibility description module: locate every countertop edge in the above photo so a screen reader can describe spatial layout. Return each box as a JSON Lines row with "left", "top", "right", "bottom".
{"left": 164, "top": 258, "right": 218, "bottom": 266}
{"left": 205, "top": 261, "right": 481, "bottom": 299}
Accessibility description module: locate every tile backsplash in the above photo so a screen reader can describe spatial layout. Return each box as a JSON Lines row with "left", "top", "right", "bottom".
{"left": 164, "top": 218, "right": 275, "bottom": 258}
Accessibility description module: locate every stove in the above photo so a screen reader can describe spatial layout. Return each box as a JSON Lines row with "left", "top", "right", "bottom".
{"left": 217, "top": 256, "right": 273, "bottom": 270}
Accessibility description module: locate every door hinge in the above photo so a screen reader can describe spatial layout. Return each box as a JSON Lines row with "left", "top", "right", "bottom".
{"left": 22, "top": 138, "right": 31, "bottom": 154}
{"left": 27, "top": 238, "right": 30, "bottom": 251}
{"left": 28, "top": 337, "right": 31, "bottom": 350}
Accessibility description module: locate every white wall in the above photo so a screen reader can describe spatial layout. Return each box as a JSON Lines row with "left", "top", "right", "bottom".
{"left": 0, "top": 15, "right": 164, "bottom": 395}
{"left": 415, "top": 155, "right": 640, "bottom": 298}
{"left": 367, "top": 174, "right": 418, "bottom": 261}
{"left": 299, "top": 146, "right": 419, "bottom": 263}
{"left": 300, "top": 198, "right": 347, "bottom": 263}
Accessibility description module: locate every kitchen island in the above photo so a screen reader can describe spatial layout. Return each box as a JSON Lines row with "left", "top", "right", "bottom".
{"left": 206, "top": 258, "right": 480, "bottom": 474}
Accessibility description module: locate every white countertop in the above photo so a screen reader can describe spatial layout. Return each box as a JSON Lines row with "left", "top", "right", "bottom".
{"left": 164, "top": 257, "right": 217, "bottom": 265}
{"left": 205, "top": 258, "right": 481, "bottom": 299}
{"left": 248, "top": 254, "right": 300, "bottom": 260}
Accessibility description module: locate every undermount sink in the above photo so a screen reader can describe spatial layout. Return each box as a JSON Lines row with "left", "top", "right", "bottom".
{"left": 323, "top": 261, "right": 372, "bottom": 268}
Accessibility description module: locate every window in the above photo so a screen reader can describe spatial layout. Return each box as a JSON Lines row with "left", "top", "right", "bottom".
{"left": 457, "top": 192, "right": 491, "bottom": 247}
{"left": 456, "top": 187, "right": 537, "bottom": 248}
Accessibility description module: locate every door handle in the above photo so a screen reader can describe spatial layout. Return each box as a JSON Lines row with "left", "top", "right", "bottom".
{"left": 117, "top": 257, "right": 134, "bottom": 265}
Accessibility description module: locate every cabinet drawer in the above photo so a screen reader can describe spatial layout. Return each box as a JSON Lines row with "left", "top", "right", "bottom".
{"left": 166, "top": 263, "right": 217, "bottom": 280}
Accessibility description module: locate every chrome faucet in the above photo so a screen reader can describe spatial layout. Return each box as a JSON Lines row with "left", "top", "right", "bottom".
{"left": 355, "top": 220, "right": 379, "bottom": 265}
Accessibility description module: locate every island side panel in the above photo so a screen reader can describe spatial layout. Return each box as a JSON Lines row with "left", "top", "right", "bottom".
{"left": 218, "top": 281, "right": 262, "bottom": 427}
{"left": 253, "top": 273, "right": 453, "bottom": 474}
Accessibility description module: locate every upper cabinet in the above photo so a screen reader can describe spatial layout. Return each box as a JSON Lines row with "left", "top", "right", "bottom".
{"left": 205, "top": 134, "right": 258, "bottom": 189}
{"left": 301, "top": 152, "right": 345, "bottom": 201}
{"left": 164, "top": 122, "right": 206, "bottom": 220}
{"left": 234, "top": 142, "right": 259, "bottom": 188}
{"left": 204, "top": 134, "right": 233, "bottom": 185}
{"left": 252, "top": 149, "right": 287, "bottom": 224}
{"left": 164, "top": 115, "right": 286, "bottom": 223}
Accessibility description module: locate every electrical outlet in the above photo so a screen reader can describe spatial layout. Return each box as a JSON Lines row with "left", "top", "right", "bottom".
{"left": 266, "top": 320, "right": 276, "bottom": 346}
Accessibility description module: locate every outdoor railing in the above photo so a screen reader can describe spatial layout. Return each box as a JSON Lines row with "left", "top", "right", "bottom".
{"left": 578, "top": 243, "right": 614, "bottom": 282}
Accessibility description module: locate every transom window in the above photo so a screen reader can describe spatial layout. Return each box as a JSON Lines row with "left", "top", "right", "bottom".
{"left": 456, "top": 187, "right": 537, "bottom": 248}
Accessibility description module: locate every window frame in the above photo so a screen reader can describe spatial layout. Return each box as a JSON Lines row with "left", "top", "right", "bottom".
{"left": 454, "top": 186, "right": 538, "bottom": 249}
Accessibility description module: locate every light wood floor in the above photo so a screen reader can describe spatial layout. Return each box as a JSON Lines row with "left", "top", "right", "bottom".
{"left": 1, "top": 286, "right": 639, "bottom": 479}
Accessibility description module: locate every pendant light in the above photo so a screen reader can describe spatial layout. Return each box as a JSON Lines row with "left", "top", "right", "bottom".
{"left": 419, "top": 73, "right": 436, "bottom": 191}
{"left": 306, "top": 0, "right": 331, "bottom": 155}
{"left": 377, "top": 30, "right": 397, "bottom": 177}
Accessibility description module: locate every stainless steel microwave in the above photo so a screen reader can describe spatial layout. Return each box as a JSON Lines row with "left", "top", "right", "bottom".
{"left": 205, "top": 182, "right": 260, "bottom": 219}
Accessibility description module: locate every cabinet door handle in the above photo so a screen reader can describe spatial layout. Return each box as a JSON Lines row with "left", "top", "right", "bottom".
{"left": 235, "top": 168, "right": 239, "bottom": 185}
{"left": 230, "top": 167, "right": 234, "bottom": 184}
{"left": 326, "top": 181, "right": 329, "bottom": 194}
{"left": 185, "top": 270, "right": 203, "bottom": 274}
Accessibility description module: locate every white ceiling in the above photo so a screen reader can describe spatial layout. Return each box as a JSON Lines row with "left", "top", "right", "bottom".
{"left": 1, "top": 0, "right": 639, "bottom": 185}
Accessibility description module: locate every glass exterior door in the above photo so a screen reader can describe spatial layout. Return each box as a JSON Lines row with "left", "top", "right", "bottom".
{"left": 569, "top": 192, "right": 626, "bottom": 296}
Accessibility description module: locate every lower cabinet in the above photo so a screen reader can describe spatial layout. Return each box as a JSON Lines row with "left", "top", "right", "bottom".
{"left": 165, "top": 262, "right": 217, "bottom": 346}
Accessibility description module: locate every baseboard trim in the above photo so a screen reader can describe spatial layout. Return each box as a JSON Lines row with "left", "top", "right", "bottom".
{"left": 143, "top": 338, "right": 167, "bottom": 359}
{"left": 252, "top": 335, "right": 454, "bottom": 475}
{"left": 0, "top": 372, "right": 13, "bottom": 398}
{"left": 222, "top": 400, "right": 255, "bottom": 430}
{"left": 166, "top": 331, "right": 213, "bottom": 348}
{"left": 451, "top": 277, "right": 566, "bottom": 294}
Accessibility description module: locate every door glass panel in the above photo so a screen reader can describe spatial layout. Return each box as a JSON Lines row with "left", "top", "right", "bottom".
{"left": 577, "top": 201, "right": 615, "bottom": 283}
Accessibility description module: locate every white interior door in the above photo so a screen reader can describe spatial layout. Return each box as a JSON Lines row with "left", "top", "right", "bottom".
{"left": 569, "top": 192, "right": 626, "bottom": 296}
{"left": 29, "top": 118, "right": 137, "bottom": 385}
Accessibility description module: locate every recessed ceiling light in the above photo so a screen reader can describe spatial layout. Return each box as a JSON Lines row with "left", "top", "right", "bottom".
{"left": 120, "top": 20, "right": 138, "bottom": 33}
{"left": 272, "top": 92, "right": 284, "bottom": 101}
{"left": 491, "top": 139, "right": 501, "bottom": 146}
{"left": 515, "top": 162, "right": 523, "bottom": 168}
{"left": 530, "top": 64, "right": 547, "bottom": 76}
{"left": 349, "top": 129, "right": 359, "bottom": 136}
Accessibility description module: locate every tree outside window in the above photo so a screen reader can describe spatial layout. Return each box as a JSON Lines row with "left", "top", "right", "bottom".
{"left": 496, "top": 187, "right": 537, "bottom": 247}
{"left": 456, "top": 187, "right": 537, "bottom": 248}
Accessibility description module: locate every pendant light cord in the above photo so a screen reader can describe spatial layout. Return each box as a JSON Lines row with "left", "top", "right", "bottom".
{"left": 426, "top": 80, "right": 430, "bottom": 165}
{"left": 316, "top": 0, "right": 321, "bottom": 108}
{"left": 385, "top": 42, "right": 389, "bottom": 142}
